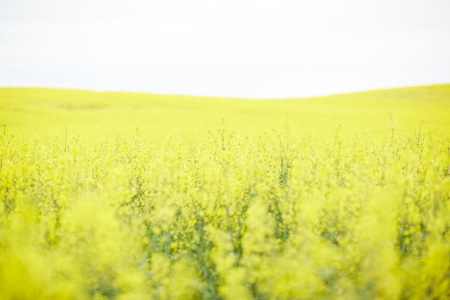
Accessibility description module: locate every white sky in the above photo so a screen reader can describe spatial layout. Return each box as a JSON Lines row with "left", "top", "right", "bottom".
{"left": 1, "top": 0, "right": 449, "bottom": 98}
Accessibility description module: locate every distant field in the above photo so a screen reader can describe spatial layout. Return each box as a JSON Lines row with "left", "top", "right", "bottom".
{"left": 0, "top": 86, "right": 449, "bottom": 299}
{"left": 1, "top": 85, "right": 450, "bottom": 141}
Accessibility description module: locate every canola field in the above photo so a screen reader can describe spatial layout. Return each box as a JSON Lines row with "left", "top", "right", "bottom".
{"left": 0, "top": 85, "right": 449, "bottom": 299}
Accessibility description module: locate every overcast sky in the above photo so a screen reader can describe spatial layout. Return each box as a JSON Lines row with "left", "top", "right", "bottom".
{"left": 1, "top": 0, "right": 449, "bottom": 98}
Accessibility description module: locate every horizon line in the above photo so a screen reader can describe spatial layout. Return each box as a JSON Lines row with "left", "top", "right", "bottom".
{"left": 1, "top": 82, "right": 449, "bottom": 101}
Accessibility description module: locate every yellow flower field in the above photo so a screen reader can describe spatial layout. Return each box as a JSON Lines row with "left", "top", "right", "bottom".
{"left": 0, "top": 86, "right": 449, "bottom": 299}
